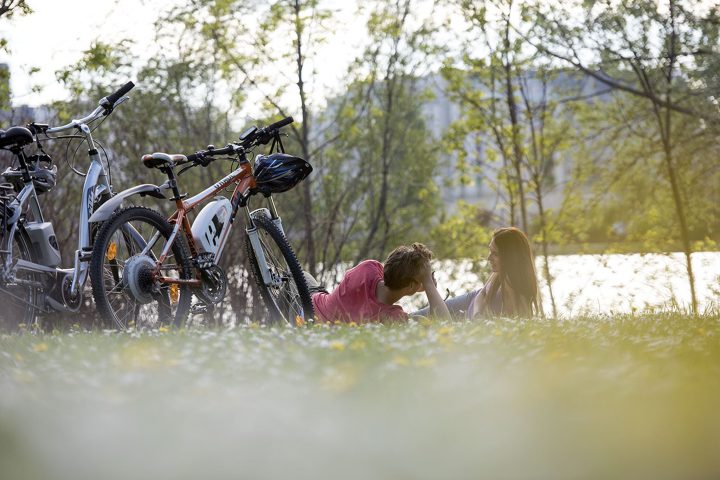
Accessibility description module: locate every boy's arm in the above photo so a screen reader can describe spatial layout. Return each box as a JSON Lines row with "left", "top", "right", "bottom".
{"left": 422, "top": 268, "right": 451, "bottom": 320}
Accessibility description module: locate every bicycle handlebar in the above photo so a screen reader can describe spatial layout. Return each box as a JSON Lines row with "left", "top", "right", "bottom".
{"left": 186, "top": 117, "right": 294, "bottom": 166}
{"left": 186, "top": 144, "right": 237, "bottom": 165}
{"left": 46, "top": 105, "right": 106, "bottom": 134}
{"left": 45, "top": 80, "right": 135, "bottom": 134}
{"left": 102, "top": 81, "right": 135, "bottom": 108}
{"left": 248, "top": 116, "right": 293, "bottom": 146}
{"left": 265, "top": 116, "right": 293, "bottom": 132}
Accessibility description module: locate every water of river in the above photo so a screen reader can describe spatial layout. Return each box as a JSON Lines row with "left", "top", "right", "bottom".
{"left": 396, "top": 251, "right": 720, "bottom": 317}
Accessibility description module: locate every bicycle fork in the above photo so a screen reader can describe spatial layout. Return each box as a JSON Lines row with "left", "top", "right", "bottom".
{"left": 266, "top": 196, "right": 285, "bottom": 236}
{"left": 244, "top": 206, "right": 273, "bottom": 286}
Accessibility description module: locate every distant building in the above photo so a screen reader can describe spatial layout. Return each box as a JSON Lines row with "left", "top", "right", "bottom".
{"left": 0, "top": 63, "right": 54, "bottom": 126}
{"left": 0, "top": 63, "right": 8, "bottom": 109}
{"left": 418, "top": 72, "right": 611, "bottom": 221}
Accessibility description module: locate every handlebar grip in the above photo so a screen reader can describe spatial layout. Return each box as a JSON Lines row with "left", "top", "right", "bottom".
{"left": 187, "top": 144, "right": 237, "bottom": 166}
{"left": 188, "top": 152, "right": 211, "bottom": 167}
{"left": 27, "top": 123, "right": 49, "bottom": 135}
{"left": 212, "top": 145, "right": 235, "bottom": 156}
{"left": 266, "top": 116, "right": 293, "bottom": 132}
{"left": 104, "top": 81, "right": 135, "bottom": 106}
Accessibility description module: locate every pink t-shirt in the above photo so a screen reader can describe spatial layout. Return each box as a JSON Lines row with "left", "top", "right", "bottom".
{"left": 312, "top": 260, "right": 408, "bottom": 324}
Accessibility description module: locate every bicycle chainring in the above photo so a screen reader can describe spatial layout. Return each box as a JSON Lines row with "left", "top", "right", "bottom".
{"left": 197, "top": 264, "right": 227, "bottom": 305}
{"left": 60, "top": 274, "right": 81, "bottom": 311}
{"left": 122, "top": 255, "right": 156, "bottom": 304}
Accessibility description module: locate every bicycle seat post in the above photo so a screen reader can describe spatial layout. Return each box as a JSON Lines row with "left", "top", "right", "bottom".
{"left": 161, "top": 166, "right": 186, "bottom": 206}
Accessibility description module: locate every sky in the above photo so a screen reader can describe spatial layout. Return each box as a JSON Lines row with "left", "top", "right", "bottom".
{"left": 0, "top": 0, "right": 371, "bottom": 111}
{"left": 0, "top": 0, "right": 174, "bottom": 106}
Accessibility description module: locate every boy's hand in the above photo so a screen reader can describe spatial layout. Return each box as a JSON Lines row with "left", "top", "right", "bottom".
{"left": 420, "top": 264, "right": 436, "bottom": 288}
{"left": 420, "top": 263, "right": 451, "bottom": 320}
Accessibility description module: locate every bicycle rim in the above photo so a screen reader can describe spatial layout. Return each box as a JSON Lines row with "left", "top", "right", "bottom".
{"left": 0, "top": 228, "right": 38, "bottom": 330}
{"left": 91, "top": 208, "right": 191, "bottom": 329}
{"left": 247, "top": 214, "right": 313, "bottom": 326}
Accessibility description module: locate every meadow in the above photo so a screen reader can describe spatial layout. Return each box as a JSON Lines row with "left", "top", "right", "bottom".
{"left": 1, "top": 313, "right": 719, "bottom": 479}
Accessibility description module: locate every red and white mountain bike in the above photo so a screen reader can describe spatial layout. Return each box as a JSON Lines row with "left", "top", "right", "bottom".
{"left": 88, "top": 117, "right": 314, "bottom": 328}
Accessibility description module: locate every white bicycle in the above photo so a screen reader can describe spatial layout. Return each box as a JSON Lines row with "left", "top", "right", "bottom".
{"left": 0, "top": 82, "right": 134, "bottom": 329}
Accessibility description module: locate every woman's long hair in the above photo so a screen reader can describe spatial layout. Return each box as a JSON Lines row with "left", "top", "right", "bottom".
{"left": 487, "top": 227, "right": 539, "bottom": 317}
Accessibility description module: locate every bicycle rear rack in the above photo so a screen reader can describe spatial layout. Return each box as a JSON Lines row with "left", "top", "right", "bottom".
{"left": 0, "top": 184, "right": 16, "bottom": 281}
{"left": 0, "top": 183, "right": 16, "bottom": 240}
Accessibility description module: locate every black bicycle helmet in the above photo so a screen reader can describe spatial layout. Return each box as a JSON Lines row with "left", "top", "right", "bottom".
{"left": 2, "top": 154, "right": 57, "bottom": 194}
{"left": 28, "top": 155, "right": 57, "bottom": 193}
{"left": 253, "top": 153, "right": 312, "bottom": 194}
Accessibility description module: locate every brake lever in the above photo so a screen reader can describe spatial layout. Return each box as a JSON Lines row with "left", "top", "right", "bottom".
{"left": 256, "top": 131, "right": 275, "bottom": 146}
{"left": 101, "top": 95, "right": 130, "bottom": 116}
{"left": 27, "top": 122, "right": 49, "bottom": 135}
{"left": 113, "top": 96, "right": 130, "bottom": 108}
{"left": 177, "top": 164, "right": 196, "bottom": 176}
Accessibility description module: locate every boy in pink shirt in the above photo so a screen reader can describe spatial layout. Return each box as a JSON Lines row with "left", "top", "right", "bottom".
{"left": 309, "top": 243, "right": 450, "bottom": 324}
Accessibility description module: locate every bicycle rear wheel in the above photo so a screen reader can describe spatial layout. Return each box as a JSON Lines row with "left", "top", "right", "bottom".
{"left": 245, "top": 211, "right": 314, "bottom": 326}
{"left": 0, "top": 226, "right": 39, "bottom": 330}
{"left": 89, "top": 206, "right": 193, "bottom": 329}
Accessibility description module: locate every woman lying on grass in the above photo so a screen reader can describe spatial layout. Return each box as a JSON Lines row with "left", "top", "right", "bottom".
{"left": 414, "top": 227, "right": 540, "bottom": 319}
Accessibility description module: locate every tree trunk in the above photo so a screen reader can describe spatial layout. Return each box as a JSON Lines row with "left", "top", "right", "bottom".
{"left": 519, "top": 72, "right": 556, "bottom": 319}
{"left": 355, "top": 0, "right": 410, "bottom": 262}
{"left": 502, "top": 14, "right": 528, "bottom": 232}
{"left": 293, "top": 0, "right": 316, "bottom": 275}
{"left": 356, "top": 76, "right": 394, "bottom": 263}
{"left": 487, "top": 67, "right": 516, "bottom": 226}
{"left": 536, "top": 186, "right": 556, "bottom": 318}
{"left": 662, "top": 138, "right": 698, "bottom": 315}
{"left": 659, "top": 0, "right": 698, "bottom": 315}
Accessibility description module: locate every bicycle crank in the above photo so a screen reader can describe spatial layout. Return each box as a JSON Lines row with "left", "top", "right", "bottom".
{"left": 196, "top": 264, "right": 227, "bottom": 305}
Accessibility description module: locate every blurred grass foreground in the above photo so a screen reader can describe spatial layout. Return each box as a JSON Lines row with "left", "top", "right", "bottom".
{"left": 1, "top": 314, "right": 719, "bottom": 479}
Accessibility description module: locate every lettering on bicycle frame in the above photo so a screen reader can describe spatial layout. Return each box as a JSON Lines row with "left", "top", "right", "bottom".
{"left": 212, "top": 171, "right": 238, "bottom": 190}
{"left": 86, "top": 187, "right": 95, "bottom": 218}
{"left": 184, "top": 164, "right": 253, "bottom": 211}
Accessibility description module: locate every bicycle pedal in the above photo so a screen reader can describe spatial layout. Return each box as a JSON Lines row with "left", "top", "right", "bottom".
{"left": 190, "top": 303, "right": 210, "bottom": 314}
{"left": 193, "top": 252, "right": 216, "bottom": 270}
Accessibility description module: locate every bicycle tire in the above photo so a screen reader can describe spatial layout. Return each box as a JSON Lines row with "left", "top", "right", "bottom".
{"left": 0, "top": 225, "right": 39, "bottom": 330}
{"left": 245, "top": 212, "right": 314, "bottom": 327}
{"left": 89, "top": 206, "right": 193, "bottom": 329}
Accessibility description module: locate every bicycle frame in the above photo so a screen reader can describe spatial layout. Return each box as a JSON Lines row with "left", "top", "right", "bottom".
{"left": 71, "top": 150, "right": 111, "bottom": 294}
{"left": 146, "top": 158, "right": 285, "bottom": 289}
{"left": 150, "top": 161, "right": 256, "bottom": 286}
{"left": 89, "top": 115, "right": 303, "bottom": 305}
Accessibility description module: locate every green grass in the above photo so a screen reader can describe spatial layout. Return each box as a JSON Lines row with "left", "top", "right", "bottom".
{"left": 1, "top": 314, "right": 719, "bottom": 479}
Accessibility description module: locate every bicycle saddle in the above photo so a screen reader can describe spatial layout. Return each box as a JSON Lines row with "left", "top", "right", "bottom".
{"left": 0, "top": 126, "right": 34, "bottom": 149}
{"left": 141, "top": 152, "right": 188, "bottom": 169}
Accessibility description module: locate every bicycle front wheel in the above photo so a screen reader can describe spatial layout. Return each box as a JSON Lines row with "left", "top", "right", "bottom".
{"left": 245, "top": 212, "right": 314, "bottom": 327}
{"left": 89, "top": 206, "right": 193, "bottom": 329}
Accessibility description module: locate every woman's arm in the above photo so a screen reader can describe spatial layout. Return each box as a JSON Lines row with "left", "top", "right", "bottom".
{"left": 470, "top": 288, "right": 487, "bottom": 319}
{"left": 470, "top": 274, "right": 496, "bottom": 319}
